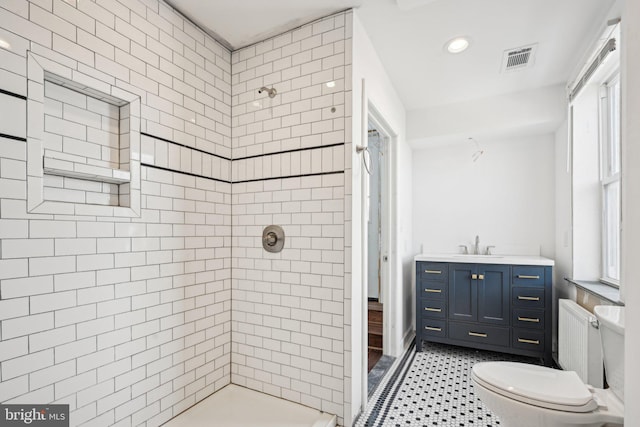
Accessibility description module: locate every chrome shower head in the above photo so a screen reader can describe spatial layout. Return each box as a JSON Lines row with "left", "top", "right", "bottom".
{"left": 258, "top": 86, "right": 277, "bottom": 98}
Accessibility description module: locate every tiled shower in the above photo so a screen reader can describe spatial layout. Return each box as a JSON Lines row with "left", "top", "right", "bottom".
{"left": 0, "top": 1, "right": 353, "bottom": 426}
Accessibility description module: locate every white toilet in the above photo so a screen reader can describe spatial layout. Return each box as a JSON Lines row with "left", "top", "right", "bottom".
{"left": 471, "top": 305, "right": 624, "bottom": 427}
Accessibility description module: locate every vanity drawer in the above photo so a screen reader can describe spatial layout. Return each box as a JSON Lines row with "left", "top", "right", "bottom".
{"left": 421, "top": 319, "right": 447, "bottom": 338}
{"left": 512, "top": 328, "right": 545, "bottom": 351}
{"left": 512, "top": 287, "right": 545, "bottom": 308}
{"left": 512, "top": 266, "right": 545, "bottom": 286}
{"left": 418, "top": 262, "right": 448, "bottom": 281}
{"left": 418, "top": 280, "right": 447, "bottom": 299}
{"left": 420, "top": 298, "right": 446, "bottom": 319}
{"left": 512, "top": 308, "right": 545, "bottom": 329}
{"left": 449, "top": 321, "right": 510, "bottom": 347}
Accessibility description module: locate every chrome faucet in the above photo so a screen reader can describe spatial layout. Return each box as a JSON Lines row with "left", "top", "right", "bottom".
{"left": 474, "top": 235, "right": 480, "bottom": 255}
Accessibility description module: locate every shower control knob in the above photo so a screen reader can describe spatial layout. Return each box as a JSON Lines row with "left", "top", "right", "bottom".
{"left": 265, "top": 232, "right": 278, "bottom": 246}
{"left": 262, "top": 225, "right": 285, "bottom": 253}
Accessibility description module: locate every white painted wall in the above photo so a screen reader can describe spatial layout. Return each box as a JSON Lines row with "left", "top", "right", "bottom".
{"left": 407, "top": 85, "right": 567, "bottom": 147}
{"left": 621, "top": 0, "right": 640, "bottom": 421}
{"left": 571, "top": 84, "right": 602, "bottom": 280}
{"left": 350, "top": 10, "right": 411, "bottom": 426}
{"left": 554, "top": 119, "right": 573, "bottom": 287}
{"left": 412, "top": 135, "right": 556, "bottom": 259}
{"left": 553, "top": 119, "right": 575, "bottom": 351}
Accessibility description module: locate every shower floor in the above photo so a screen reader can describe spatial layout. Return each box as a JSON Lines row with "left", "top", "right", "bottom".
{"left": 163, "top": 384, "right": 337, "bottom": 427}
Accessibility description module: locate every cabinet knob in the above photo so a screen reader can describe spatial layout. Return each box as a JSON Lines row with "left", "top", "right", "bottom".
{"left": 471, "top": 273, "right": 478, "bottom": 280}
{"left": 478, "top": 274, "right": 484, "bottom": 280}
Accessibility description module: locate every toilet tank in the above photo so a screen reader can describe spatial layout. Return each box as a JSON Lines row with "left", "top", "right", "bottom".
{"left": 594, "top": 305, "right": 625, "bottom": 401}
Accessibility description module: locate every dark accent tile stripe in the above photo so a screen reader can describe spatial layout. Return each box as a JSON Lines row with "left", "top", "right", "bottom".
{"left": 142, "top": 163, "right": 343, "bottom": 185}
{"left": 141, "top": 132, "right": 232, "bottom": 162}
{"left": 0, "top": 133, "right": 27, "bottom": 142}
{"left": 141, "top": 132, "right": 345, "bottom": 163}
{"left": 141, "top": 163, "right": 231, "bottom": 184}
{"left": 367, "top": 355, "right": 395, "bottom": 398}
{"left": 233, "top": 170, "right": 344, "bottom": 184}
{"left": 233, "top": 142, "right": 345, "bottom": 161}
{"left": 357, "top": 339, "right": 416, "bottom": 427}
{"left": 371, "top": 343, "right": 417, "bottom": 427}
{"left": 0, "top": 88, "right": 27, "bottom": 100}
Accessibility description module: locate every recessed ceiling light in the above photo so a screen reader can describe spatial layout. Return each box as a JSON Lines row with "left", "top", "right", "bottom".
{"left": 445, "top": 37, "right": 470, "bottom": 54}
{"left": 0, "top": 38, "right": 12, "bottom": 50}
{"left": 326, "top": 81, "right": 336, "bottom": 88}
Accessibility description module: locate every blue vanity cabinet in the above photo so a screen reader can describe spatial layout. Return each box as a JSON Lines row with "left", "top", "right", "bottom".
{"left": 511, "top": 265, "right": 553, "bottom": 365}
{"left": 416, "top": 262, "right": 449, "bottom": 346}
{"left": 416, "top": 259, "right": 553, "bottom": 365}
{"left": 448, "top": 263, "right": 510, "bottom": 325}
{"left": 477, "top": 264, "right": 511, "bottom": 325}
{"left": 448, "top": 263, "right": 476, "bottom": 322}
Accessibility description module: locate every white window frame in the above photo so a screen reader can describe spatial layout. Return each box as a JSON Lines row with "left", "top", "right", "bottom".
{"left": 599, "top": 72, "right": 621, "bottom": 286}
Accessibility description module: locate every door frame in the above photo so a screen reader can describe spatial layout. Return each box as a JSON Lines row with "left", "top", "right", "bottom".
{"left": 361, "top": 100, "right": 397, "bottom": 402}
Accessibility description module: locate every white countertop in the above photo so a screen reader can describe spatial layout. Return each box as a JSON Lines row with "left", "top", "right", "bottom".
{"left": 415, "top": 253, "right": 555, "bottom": 266}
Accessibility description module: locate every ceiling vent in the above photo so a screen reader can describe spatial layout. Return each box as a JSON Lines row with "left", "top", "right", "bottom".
{"left": 501, "top": 44, "right": 537, "bottom": 72}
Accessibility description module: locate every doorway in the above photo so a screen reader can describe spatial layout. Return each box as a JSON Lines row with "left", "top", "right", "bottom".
{"left": 365, "top": 121, "right": 394, "bottom": 396}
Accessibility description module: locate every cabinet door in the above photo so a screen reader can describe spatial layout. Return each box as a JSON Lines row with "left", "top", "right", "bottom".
{"left": 477, "top": 264, "right": 510, "bottom": 325}
{"left": 448, "top": 263, "right": 477, "bottom": 322}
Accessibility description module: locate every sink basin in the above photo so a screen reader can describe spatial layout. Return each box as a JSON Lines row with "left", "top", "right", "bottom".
{"left": 415, "top": 253, "right": 554, "bottom": 266}
{"left": 452, "top": 254, "right": 504, "bottom": 258}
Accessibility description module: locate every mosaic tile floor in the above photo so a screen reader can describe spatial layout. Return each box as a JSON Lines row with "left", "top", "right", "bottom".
{"left": 356, "top": 340, "right": 543, "bottom": 427}
{"left": 368, "top": 355, "right": 395, "bottom": 397}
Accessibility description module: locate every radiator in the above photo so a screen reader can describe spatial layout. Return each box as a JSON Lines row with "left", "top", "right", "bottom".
{"left": 558, "top": 299, "right": 603, "bottom": 387}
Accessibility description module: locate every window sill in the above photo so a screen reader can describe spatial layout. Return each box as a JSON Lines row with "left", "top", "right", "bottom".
{"left": 564, "top": 278, "right": 624, "bottom": 306}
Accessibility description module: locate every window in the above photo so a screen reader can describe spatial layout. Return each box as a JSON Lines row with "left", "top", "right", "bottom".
{"left": 601, "top": 74, "right": 621, "bottom": 284}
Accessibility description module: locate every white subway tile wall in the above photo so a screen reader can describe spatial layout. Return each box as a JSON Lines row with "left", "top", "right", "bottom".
{"left": 0, "top": 92, "right": 27, "bottom": 138}
{"left": 0, "top": 1, "right": 233, "bottom": 426}
{"left": 43, "top": 81, "right": 122, "bottom": 169}
{"left": 139, "top": 134, "right": 230, "bottom": 183}
{"left": 231, "top": 175, "right": 346, "bottom": 418}
{"left": 230, "top": 11, "right": 352, "bottom": 424}
{"left": 39, "top": 76, "right": 138, "bottom": 207}
{"left": 0, "top": 2, "right": 354, "bottom": 427}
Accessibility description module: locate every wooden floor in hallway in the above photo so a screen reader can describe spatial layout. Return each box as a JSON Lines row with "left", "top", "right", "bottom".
{"left": 368, "top": 300, "right": 383, "bottom": 372}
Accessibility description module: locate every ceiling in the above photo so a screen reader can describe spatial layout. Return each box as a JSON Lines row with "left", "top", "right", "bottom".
{"left": 168, "top": 0, "right": 615, "bottom": 112}
{"left": 356, "top": 0, "right": 615, "bottom": 110}
{"left": 166, "top": 0, "right": 363, "bottom": 50}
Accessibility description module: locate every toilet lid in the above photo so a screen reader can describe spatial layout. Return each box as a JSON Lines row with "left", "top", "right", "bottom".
{"left": 472, "top": 362, "right": 598, "bottom": 413}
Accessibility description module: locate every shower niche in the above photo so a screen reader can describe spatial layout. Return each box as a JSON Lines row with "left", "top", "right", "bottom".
{"left": 26, "top": 52, "right": 141, "bottom": 217}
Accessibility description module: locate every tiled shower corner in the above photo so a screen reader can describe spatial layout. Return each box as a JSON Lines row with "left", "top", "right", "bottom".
{"left": 0, "top": 2, "right": 352, "bottom": 426}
